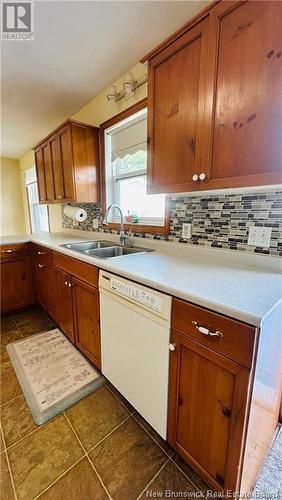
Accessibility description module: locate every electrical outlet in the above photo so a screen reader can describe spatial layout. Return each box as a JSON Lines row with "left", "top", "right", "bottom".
{"left": 93, "top": 219, "right": 99, "bottom": 230}
{"left": 182, "top": 223, "right": 191, "bottom": 240}
{"left": 248, "top": 226, "right": 272, "bottom": 248}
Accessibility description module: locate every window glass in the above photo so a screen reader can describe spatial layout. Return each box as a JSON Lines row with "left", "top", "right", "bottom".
{"left": 26, "top": 174, "right": 49, "bottom": 233}
{"left": 105, "top": 109, "right": 166, "bottom": 226}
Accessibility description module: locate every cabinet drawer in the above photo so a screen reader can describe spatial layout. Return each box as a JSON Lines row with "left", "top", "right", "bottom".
{"left": 30, "top": 243, "right": 53, "bottom": 267}
{"left": 172, "top": 299, "right": 256, "bottom": 369}
{"left": 0, "top": 243, "right": 30, "bottom": 260}
{"left": 53, "top": 251, "right": 98, "bottom": 288}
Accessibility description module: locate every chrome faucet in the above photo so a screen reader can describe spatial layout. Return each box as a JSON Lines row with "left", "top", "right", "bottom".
{"left": 103, "top": 204, "right": 128, "bottom": 246}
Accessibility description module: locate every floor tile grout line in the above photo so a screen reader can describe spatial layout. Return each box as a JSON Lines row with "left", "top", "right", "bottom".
{"left": 135, "top": 456, "right": 170, "bottom": 500}
{"left": 63, "top": 412, "right": 112, "bottom": 500}
{"left": 33, "top": 455, "right": 86, "bottom": 500}
{"left": 131, "top": 413, "right": 174, "bottom": 459}
{"left": 0, "top": 422, "right": 18, "bottom": 500}
{"left": 169, "top": 456, "right": 201, "bottom": 492}
{"left": 86, "top": 413, "right": 132, "bottom": 454}
{"left": 1, "top": 393, "right": 23, "bottom": 408}
{"left": 5, "top": 425, "right": 42, "bottom": 451}
{"left": 86, "top": 455, "right": 112, "bottom": 500}
{"left": 4, "top": 412, "right": 64, "bottom": 452}
{"left": 63, "top": 412, "right": 87, "bottom": 454}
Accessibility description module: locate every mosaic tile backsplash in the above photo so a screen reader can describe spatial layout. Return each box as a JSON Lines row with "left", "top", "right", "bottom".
{"left": 62, "top": 189, "right": 282, "bottom": 256}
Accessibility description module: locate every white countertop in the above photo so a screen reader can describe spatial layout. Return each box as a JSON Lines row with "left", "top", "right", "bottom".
{"left": 2, "top": 232, "right": 282, "bottom": 327}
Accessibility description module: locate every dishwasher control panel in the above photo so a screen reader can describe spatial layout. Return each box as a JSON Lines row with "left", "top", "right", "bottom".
{"left": 110, "top": 277, "right": 162, "bottom": 313}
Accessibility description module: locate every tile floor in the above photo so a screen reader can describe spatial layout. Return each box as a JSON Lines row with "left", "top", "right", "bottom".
{"left": 1, "top": 307, "right": 209, "bottom": 500}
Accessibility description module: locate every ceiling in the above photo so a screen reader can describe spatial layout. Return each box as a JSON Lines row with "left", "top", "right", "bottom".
{"left": 1, "top": 0, "right": 208, "bottom": 159}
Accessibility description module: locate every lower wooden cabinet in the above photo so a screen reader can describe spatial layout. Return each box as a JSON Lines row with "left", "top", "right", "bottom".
{"left": 0, "top": 255, "right": 34, "bottom": 312}
{"left": 72, "top": 277, "right": 101, "bottom": 368}
{"left": 52, "top": 252, "right": 101, "bottom": 368}
{"left": 53, "top": 268, "right": 74, "bottom": 343}
{"left": 168, "top": 329, "right": 251, "bottom": 491}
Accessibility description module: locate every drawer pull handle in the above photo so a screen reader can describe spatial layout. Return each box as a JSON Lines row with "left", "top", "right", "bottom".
{"left": 2, "top": 249, "right": 15, "bottom": 253}
{"left": 38, "top": 264, "right": 45, "bottom": 269}
{"left": 192, "top": 321, "right": 224, "bottom": 338}
{"left": 37, "top": 251, "right": 45, "bottom": 255}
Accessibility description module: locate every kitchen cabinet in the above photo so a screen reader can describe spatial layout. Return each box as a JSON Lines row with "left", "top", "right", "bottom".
{"left": 168, "top": 329, "right": 250, "bottom": 491}
{"left": 72, "top": 277, "right": 101, "bottom": 368}
{"left": 53, "top": 251, "right": 101, "bottom": 367}
{"left": 30, "top": 243, "right": 56, "bottom": 321}
{"left": 146, "top": 18, "right": 210, "bottom": 194}
{"left": 0, "top": 244, "right": 34, "bottom": 312}
{"left": 34, "top": 120, "right": 100, "bottom": 203}
{"left": 144, "top": 0, "right": 282, "bottom": 193}
{"left": 168, "top": 297, "right": 282, "bottom": 494}
{"left": 53, "top": 267, "right": 74, "bottom": 343}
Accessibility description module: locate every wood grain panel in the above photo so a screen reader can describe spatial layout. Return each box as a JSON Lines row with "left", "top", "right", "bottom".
{"left": 1, "top": 257, "right": 34, "bottom": 312}
{"left": 209, "top": 0, "right": 282, "bottom": 184}
{"left": 57, "top": 125, "right": 75, "bottom": 200}
{"left": 34, "top": 148, "right": 47, "bottom": 202}
{"left": 0, "top": 243, "right": 30, "bottom": 260}
{"left": 42, "top": 141, "right": 55, "bottom": 201}
{"left": 53, "top": 252, "right": 99, "bottom": 288}
{"left": 147, "top": 18, "right": 210, "bottom": 194}
{"left": 53, "top": 267, "right": 74, "bottom": 342}
{"left": 72, "top": 277, "right": 101, "bottom": 368}
{"left": 168, "top": 330, "right": 251, "bottom": 492}
{"left": 172, "top": 298, "right": 256, "bottom": 368}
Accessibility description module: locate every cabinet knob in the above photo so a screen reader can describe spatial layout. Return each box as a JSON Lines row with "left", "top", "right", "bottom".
{"left": 169, "top": 343, "right": 176, "bottom": 351}
{"left": 199, "top": 173, "right": 206, "bottom": 181}
{"left": 37, "top": 251, "right": 45, "bottom": 255}
{"left": 68, "top": 282, "right": 72, "bottom": 288}
{"left": 38, "top": 263, "right": 45, "bottom": 269}
{"left": 64, "top": 281, "right": 68, "bottom": 286}
{"left": 192, "top": 321, "right": 224, "bottom": 338}
{"left": 58, "top": 195, "right": 63, "bottom": 199}
{"left": 192, "top": 174, "right": 199, "bottom": 182}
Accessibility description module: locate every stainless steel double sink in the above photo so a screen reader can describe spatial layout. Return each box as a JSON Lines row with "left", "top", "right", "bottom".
{"left": 60, "top": 240, "right": 153, "bottom": 259}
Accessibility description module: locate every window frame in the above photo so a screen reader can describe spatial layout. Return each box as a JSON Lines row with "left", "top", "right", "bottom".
{"left": 99, "top": 98, "right": 170, "bottom": 234}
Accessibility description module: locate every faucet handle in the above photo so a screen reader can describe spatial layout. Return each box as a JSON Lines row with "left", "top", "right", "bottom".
{"left": 120, "top": 230, "right": 128, "bottom": 246}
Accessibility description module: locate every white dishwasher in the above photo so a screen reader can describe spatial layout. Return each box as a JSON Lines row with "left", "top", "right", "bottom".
{"left": 99, "top": 271, "right": 172, "bottom": 439}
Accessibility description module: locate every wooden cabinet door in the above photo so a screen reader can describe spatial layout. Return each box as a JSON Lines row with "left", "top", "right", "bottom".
{"left": 34, "top": 148, "right": 47, "bottom": 202}
{"left": 1, "top": 257, "right": 34, "bottom": 312}
{"left": 34, "top": 261, "right": 48, "bottom": 310}
{"left": 57, "top": 125, "right": 74, "bottom": 200}
{"left": 42, "top": 141, "right": 55, "bottom": 201}
{"left": 207, "top": 0, "right": 282, "bottom": 189}
{"left": 49, "top": 134, "right": 64, "bottom": 202}
{"left": 147, "top": 18, "right": 210, "bottom": 194}
{"left": 72, "top": 277, "right": 101, "bottom": 368}
{"left": 54, "top": 268, "right": 74, "bottom": 342}
{"left": 168, "top": 330, "right": 251, "bottom": 492}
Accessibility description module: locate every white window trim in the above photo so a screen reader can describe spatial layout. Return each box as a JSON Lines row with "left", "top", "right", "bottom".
{"left": 104, "top": 108, "right": 167, "bottom": 228}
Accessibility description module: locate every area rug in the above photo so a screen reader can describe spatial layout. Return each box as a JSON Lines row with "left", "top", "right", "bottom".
{"left": 7, "top": 329, "right": 105, "bottom": 425}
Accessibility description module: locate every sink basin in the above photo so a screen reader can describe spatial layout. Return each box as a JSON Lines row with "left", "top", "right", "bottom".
{"left": 60, "top": 241, "right": 114, "bottom": 252}
{"left": 60, "top": 240, "right": 153, "bottom": 259}
{"left": 84, "top": 245, "right": 153, "bottom": 259}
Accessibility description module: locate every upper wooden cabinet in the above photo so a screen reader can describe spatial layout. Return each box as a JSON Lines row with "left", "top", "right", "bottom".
{"left": 34, "top": 120, "right": 100, "bottom": 203}
{"left": 147, "top": 18, "right": 210, "bottom": 193}
{"left": 144, "top": 0, "right": 282, "bottom": 194}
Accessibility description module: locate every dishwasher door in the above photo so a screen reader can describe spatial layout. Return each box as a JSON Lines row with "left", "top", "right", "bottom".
{"left": 99, "top": 271, "right": 172, "bottom": 439}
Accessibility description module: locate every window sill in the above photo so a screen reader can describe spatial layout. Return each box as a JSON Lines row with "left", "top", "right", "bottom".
{"left": 105, "top": 222, "right": 169, "bottom": 235}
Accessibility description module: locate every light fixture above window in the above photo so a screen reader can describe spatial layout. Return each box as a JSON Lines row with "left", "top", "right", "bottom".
{"left": 106, "top": 72, "right": 147, "bottom": 104}
{"left": 123, "top": 72, "right": 136, "bottom": 96}
{"left": 107, "top": 85, "right": 119, "bottom": 103}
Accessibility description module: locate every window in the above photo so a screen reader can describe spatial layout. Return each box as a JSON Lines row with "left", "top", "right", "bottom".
{"left": 25, "top": 168, "right": 49, "bottom": 233}
{"left": 104, "top": 107, "right": 166, "bottom": 228}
